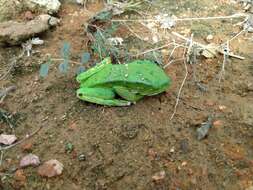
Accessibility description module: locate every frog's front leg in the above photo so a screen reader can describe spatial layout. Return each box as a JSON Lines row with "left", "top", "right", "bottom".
{"left": 76, "top": 57, "right": 111, "bottom": 83}
{"left": 113, "top": 86, "right": 144, "bottom": 102}
{"left": 77, "top": 87, "right": 131, "bottom": 106}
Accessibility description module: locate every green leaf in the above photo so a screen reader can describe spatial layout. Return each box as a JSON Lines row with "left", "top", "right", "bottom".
{"left": 58, "top": 60, "right": 69, "bottom": 74}
{"left": 105, "top": 23, "right": 119, "bottom": 35}
{"left": 81, "top": 52, "right": 90, "bottom": 64}
{"left": 65, "top": 142, "right": 74, "bottom": 153}
{"left": 76, "top": 66, "right": 86, "bottom": 75}
{"left": 61, "top": 42, "right": 71, "bottom": 59}
{"left": 39, "top": 63, "right": 49, "bottom": 78}
{"left": 95, "top": 11, "right": 112, "bottom": 21}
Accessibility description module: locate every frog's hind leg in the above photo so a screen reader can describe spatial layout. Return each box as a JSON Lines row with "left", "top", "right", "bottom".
{"left": 77, "top": 87, "right": 131, "bottom": 106}
{"left": 114, "top": 86, "right": 144, "bottom": 102}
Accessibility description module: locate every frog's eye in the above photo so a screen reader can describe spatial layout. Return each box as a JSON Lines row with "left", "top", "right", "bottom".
{"left": 78, "top": 93, "right": 83, "bottom": 97}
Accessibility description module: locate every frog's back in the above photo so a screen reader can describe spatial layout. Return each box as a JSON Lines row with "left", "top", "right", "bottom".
{"left": 124, "top": 60, "right": 170, "bottom": 88}
{"left": 84, "top": 60, "right": 170, "bottom": 90}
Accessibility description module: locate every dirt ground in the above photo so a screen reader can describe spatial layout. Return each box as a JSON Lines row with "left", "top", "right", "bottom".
{"left": 0, "top": 1, "right": 253, "bottom": 190}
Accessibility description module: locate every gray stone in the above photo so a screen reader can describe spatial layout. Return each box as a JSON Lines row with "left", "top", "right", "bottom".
{"left": 25, "top": 0, "right": 61, "bottom": 14}
{"left": 0, "top": 14, "right": 59, "bottom": 46}
{"left": 0, "top": 0, "right": 22, "bottom": 22}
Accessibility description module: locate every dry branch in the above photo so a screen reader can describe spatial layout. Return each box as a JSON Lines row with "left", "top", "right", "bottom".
{"left": 171, "top": 32, "right": 245, "bottom": 60}
{"left": 0, "top": 125, "right": 44, "bottom": 151}
{"left": 112, "top": 13, "right": 246, "bottom": 22}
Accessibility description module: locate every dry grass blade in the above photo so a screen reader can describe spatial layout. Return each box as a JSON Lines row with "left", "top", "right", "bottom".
{"left": 170, "top": 35, "right": 192, "bottom": 120}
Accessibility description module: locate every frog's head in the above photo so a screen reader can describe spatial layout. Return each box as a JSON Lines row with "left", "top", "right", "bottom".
{"left": 76, "top": 88, "right": 85, "bottom": 100}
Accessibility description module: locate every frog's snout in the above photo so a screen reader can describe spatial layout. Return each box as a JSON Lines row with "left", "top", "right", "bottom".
{"left": 76, "top": 89, "right": 84, "bottom": 99}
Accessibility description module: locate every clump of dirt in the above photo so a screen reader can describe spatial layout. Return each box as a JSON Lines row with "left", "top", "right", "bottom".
{"left": 0, "top": 1, "right": 253, "bottom": 190}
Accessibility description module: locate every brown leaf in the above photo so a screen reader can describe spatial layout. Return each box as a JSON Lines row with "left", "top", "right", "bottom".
{"left": 38, "top": 159, "right": 63, "bottom": 178}
{"left": 14, "top": 169, "right": 26, "bottom": 186}
{"left": 21, "top": 142, "right": 33, "bottom": 152}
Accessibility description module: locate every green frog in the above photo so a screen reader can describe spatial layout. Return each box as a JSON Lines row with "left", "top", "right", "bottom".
{"left": 76, "top": 57, "right": 171, "bottom": 106}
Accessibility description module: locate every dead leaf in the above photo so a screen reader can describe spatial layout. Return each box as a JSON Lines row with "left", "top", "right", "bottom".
{"left": 0, "top": 134, "right": 17, "bottom": 145}
{"left": 38, "top": 159, "right": 63, "bottom": 177}
{"left": 14, "top": 169, "right": 26, "bottom": 186}
{"left": 21, "top": 142, "right": 33, "bottom": 152}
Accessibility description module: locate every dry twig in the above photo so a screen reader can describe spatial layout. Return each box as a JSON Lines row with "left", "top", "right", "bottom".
{"left": 171, "top": 32, "right": 245, "bottom": 60}
{"left": 0, "top": 125, "right": 44, "bottom": 151}
{"left": 133, "top": 42, "right": 186, "bottom": 57}
{"left": 0, "top": 86, "right": 16, "bottom": 104}
{"left": 51, "top": 58, "right": 81, "bottom": 65}
{"left": 0, "top": 51, "right": 24, "bottom": 80}
{"left": 112, "top": 13, "right": 246, "bottom": 22}
{"left": 170, "top": 35, "right": 192, "bottom": 120}
{"left": 218, "top": 42, "right": 229, "bottom": 83}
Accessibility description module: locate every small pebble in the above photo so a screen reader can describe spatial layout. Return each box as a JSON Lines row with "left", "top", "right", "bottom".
{"left": 206, "top": 34, "right": 214, "bottom": 42}
{"left": 213, "top": 120, "right": 223, "bottom": 128}
{"left": 148, "top": 148, "right": 158, "bottom": 160}
{"left": 169, "top": 147, "right": 175, "bottom": 153}
{"left": 152, "top": 171, "right": 166, "bottom": 183}
{"left": 180, "top": 139, "right": 189, "bottom": 153}
{"left": 78, "top": 154, "right": 86, "bottom": 161}
{"left": 20, "top": 154, "right": 40, "bottom": 168}
{"left": 218, "top": 105, "right": 227, "bottom": 111}
{"left": 24, "top": 11, "right": 34, "bottom": 20}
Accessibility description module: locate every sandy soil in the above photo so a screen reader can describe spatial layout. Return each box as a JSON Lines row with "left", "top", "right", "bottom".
{"left": 0, "top": 1, "right": 253, "bottom": 190}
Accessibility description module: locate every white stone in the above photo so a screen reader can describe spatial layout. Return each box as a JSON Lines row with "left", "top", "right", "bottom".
{"left": 26, "top": 0, "right": 61, "bottom": 14}
{"left": 206, "top": 34, "right": 214, "bottom": 41}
